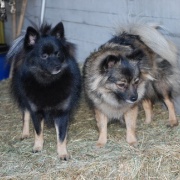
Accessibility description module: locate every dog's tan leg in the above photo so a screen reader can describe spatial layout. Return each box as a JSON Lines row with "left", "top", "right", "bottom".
{"left": 164, "top": 97, "right": 178, "bottom": 127}
{"left": 95, "top": 108, "right": 108, "bottom": 148}
{"left": 57, "top": 136, "right": 69, "bottom": 160}
{"left": 33, "top": 120, "right": 44, "bottom": 152}
{"left": 55, "top": 124, "right": 69, "bottom": 160}
{"left": 124, "top": 105, "right": 138, "bottom": 146}
{"left": 142, "top": 100, "right": 153, "bottom": 124}
{"left": 21, "top": 110, "right": 30, "bottom": 139}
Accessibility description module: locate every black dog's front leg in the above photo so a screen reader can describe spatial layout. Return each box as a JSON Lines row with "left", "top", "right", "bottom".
{"left": 30, "top": 111, "right": 44, "bottom": 152}
{"left": 21, "top": 109, "right": 31, "bottom": 140}
{"left": 54, "top": 113, "right": 70, "bottom": 160}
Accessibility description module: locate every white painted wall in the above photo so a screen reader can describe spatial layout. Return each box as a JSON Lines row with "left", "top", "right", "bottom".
{"left": 4, "top": 0, "right": 180, "bottom": 62}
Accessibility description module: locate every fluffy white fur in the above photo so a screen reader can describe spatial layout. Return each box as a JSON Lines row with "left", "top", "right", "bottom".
{"left": 115, "top": 23, "right": 178, "bottom": 65}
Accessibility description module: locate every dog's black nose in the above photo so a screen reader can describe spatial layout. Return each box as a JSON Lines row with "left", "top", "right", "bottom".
{"left": 130, "top": 95, "right": 138, "bottom": 102}
{"left": 55, "top": 65, "right": 61, "bottom": 71}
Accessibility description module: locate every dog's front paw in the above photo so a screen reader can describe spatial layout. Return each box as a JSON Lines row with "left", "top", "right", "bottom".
{"left": 96, "top": 141, "right": 106, "bottom": 148}
{"left": 32, "top": 142, "right": 43, "bottom": 153}
{"left": 20, "top": 133, "right": 30, "bottom": 140}
{"left": 126, "top": 136, "right": 138, "bottom": 147}
{"left": 144, "top": 118, "right": 152, "bottom": 124}
{"left": 128, "top": 140, "right": 138, "bottom": 147}
{"left": 96, "top": 135, "right": 107, "bottom": 148}
{"left": 58, "top": 153, "right": 70, "bottom": 161}
{"left": 32, "top": 146, "right": 43, "bottom": 153}
{"left": 167, "top": 119, "right": 179, "bottom": 127}
{"left": 57, "top": 143, "right": 69, "bottom": 160}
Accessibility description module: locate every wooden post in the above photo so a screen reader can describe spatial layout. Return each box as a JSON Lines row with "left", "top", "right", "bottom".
{"left": 0, "top": 21, "right": 5, "bottom": 43}
{"left": 16, "top": 0, "right": 28, "bottom": 37}
{"left": 12, "top": 0, "right": 17, "bottom": 39}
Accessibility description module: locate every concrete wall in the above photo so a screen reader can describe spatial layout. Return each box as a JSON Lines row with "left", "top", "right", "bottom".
{"left": 4, "top": 0, "right": 180, "bottom": 62}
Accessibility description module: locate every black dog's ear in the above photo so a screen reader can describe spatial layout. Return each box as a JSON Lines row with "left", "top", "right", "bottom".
{"left": 24, "top": 26, "right": 39, "bottom": 50}
{"left": 101, "top": 55, "right": 120, "bottom": 71}
{"left": 51, "top": 22, "right": 64, "bottom": 39}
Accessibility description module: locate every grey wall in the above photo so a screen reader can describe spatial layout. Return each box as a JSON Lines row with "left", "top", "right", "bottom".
{"left": 4, "top": 0, "right": 180, "bottom": 62}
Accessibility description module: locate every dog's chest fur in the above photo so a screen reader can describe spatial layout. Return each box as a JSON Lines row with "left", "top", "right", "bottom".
{"left": 23, "top": 70, "right": 72, "bottom": 109}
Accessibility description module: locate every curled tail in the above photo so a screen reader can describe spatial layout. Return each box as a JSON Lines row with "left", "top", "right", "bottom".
{"left": 116, "top": 23, "right": 178, "bottom": 65}
{"left": 6, "top": 35, "right": 25, "bottom": 63}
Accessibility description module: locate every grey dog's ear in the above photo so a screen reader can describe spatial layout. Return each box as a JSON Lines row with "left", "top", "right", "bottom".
{"left": 101, "top": 55, "right": 120, "bottom": 71}
{"left": 126, "top": 49, "right": 145, "bottom": 60}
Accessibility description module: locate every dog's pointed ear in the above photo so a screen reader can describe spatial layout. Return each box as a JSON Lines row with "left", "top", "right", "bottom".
{"left": 24, "top": 26, "right": 39, "bottom": 50}
{"left": 141, "top": 70, "right": 155, "bottom": 81}
{"left": 126, "top": 49, "right": 145, "bottom": 60}
{"left": 51, "top": 22, "right": 64, "bottom": 39}
{"left": 101, "top": 55, "right": 120, "bottom": 71}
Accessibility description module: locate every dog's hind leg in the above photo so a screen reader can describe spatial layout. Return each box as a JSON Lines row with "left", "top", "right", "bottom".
{"left": 124, "top": 105, "right": 138, "bottom": 147}
{"left": 21, "top": 109, "right": 31, "bottom": 140}
{"left": 95, "top": 108, "right": 108, "bottom": 148}
{"left": 55, "top": 114, "right": 69, "bottom": 160}
{"left": 33, "top": 119, "right": 44, "bottom": 152}
{"left": 142, "top": 100, "right": 153, "bottom": 124}
{"left": 164, "top": 97, "right": 179, "bottom": 127}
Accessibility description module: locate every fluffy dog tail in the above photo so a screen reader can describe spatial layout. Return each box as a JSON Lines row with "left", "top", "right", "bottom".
{"left": 116, "top": 23, "right": 178, "bottom": 65}
{"left": 6, "top": 35, "right": 24, "bottom": 62}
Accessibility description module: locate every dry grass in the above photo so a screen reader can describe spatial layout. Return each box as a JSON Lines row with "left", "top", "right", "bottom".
{"left": 0, "top": 79, "right": 180, "bottom": 180}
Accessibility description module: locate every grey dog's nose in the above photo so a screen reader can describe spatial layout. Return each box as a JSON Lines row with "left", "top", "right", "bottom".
{"left": 130, "top": 95, "right": 138, "bottom": 102}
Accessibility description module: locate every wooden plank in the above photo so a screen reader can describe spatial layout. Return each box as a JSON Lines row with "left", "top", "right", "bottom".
{"left": 133, "top": 0, "right": 180, "bottom": 19}
{"left": 70, "top": 39, "right": 100, "bottom": 62}
{"left": 45, "top": 0, "right": 127, "bottom": 14}
{"left": 63, "top": 21, "right": 112, "bottom": 44}
{"left": 45, "top": 7, "right": 125, "bottom": 28}
{"left": 25, "top": 6, "right": 41, "bottom": 17}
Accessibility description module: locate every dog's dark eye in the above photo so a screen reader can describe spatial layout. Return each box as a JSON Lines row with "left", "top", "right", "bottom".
{"left": 41, "top": 53, "right": 48, "bottom": 59}
{"left": 134, "top": 78, "right": 139, "bottom": 84}
{"left": 57, "top": 52, "right": 62, "bottom": 58}
{"left": 116, "top": 83, "right": 125, "bottom": 89}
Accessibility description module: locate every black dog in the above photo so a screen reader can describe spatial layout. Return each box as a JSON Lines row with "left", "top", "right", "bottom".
{"left": 7, "top": 22, "right": 81, "bottom": 160}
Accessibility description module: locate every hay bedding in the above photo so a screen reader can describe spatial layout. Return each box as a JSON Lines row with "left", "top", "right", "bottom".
{"left": 0, "top": 79, "right": 180, "bottom": 180}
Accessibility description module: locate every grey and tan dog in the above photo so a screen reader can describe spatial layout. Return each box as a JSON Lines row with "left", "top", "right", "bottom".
{"left": 83, "top": 23, "right": 179, "bottom": 147}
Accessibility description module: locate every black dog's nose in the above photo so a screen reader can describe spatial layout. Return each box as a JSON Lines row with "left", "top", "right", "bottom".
{"left": 55, "top": 65, "right": 61, "bottom": 71}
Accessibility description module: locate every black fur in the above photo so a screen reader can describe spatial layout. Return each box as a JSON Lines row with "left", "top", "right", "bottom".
{"left": 143, "top": 59, "right": 173, "bottom": 103}
{"left": 9, "top": 22, "right": 81, "bottom": 146}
